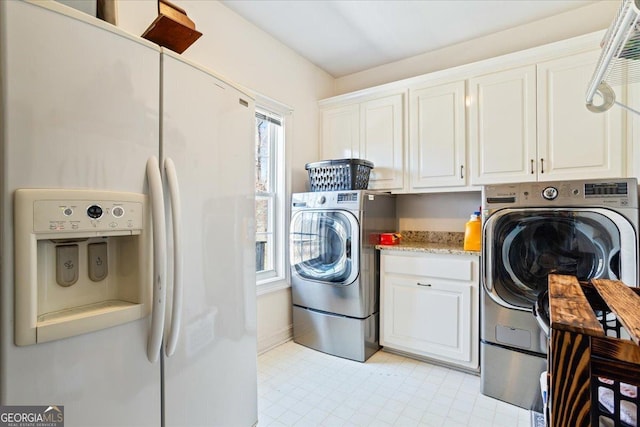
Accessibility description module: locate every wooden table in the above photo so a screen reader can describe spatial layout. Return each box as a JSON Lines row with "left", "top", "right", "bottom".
{"left": 548, "top": 274, "right": 640, "bottom": 427}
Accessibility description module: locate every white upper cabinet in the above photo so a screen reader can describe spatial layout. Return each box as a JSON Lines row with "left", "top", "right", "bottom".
{"left": 320, "top": 104, "right": 360, "bottom": 160}
{"left": 536, "top": 50, "right": 623, "bottom": 181}
{"left": 319, "top": 92, "right": 405, "bottom": 191}
{"left": 360, "top": 94, "right": 405, "bottom": 191}
{"left": 409, "top": 80, "right": 466, "bottom": 189}
{"left": 319, "top": 31, "right": 627, "bottom": 192}
{"left": 469, "top": 49, "right": 624, "bottom": 185}
{"left": 468, "top": 65, "right": 538, "bottom": 185}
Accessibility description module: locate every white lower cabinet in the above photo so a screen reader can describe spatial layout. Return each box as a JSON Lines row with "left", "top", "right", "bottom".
{"left": 380, "top": 251, "right": 479, "bottom": 370}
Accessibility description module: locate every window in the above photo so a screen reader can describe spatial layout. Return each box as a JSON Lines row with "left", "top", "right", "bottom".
{"left": 255, "top": 107, "right": 285, "bottom": 284}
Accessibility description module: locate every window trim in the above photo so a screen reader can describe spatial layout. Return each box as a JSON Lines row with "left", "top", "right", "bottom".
{"left": 256, "top": 111, "right": 279, "bottom": 278}
{"left": 255, "top": 95, "right": 292, "bottom": 294}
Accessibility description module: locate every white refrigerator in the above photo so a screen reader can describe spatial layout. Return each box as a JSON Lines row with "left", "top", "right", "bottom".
{"left": 0, "top": 1, "right": 257, "bottom": 426}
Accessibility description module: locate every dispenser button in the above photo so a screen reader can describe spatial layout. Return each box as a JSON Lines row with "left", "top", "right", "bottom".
{"left": 88, "top": 242, "right": 108, "bottom": 282}
{"left": 56, "top": 245, "right": 79, "bottom": 287}
{"left": 112, "top": 206, "right": 124, "bottom": 218}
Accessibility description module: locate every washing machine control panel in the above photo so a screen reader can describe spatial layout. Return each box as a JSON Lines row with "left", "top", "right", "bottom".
{"left": 541, "top": 186, "right": 558, "bottom": 200}
{"left": 483, "top": 178, "right": 638, "bottom": 210}
{"left": 291, "top": 191, "right": 366, "bottom": 209}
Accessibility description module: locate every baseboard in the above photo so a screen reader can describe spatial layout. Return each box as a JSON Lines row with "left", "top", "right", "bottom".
{"left": 257, "top": 325, "right": 293, "bottom": 355}
{"left": 382, "top": 347, "right": 480, "bottom": 376}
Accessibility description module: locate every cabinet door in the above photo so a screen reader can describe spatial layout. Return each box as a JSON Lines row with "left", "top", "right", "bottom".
{"left": 409, "top": 81, "right": 466, "bottom": 189}
{"left": 381, "top": 274, "right": 472, "bottom": 363}
{"left": 469, "top": 65, "right": 537, "bottom": 185}
{"left": 320, "top": 104, "right": 359, "bottom": 160}
{"left": 360, "top": 93, "right": 405, "bottom": 190}
{"left": 537, "top": 50, "right": 624, "bottom": 181}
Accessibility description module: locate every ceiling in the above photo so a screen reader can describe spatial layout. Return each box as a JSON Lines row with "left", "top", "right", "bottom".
{"left": 221, "top": 0, "right": 599, "bottom": 77}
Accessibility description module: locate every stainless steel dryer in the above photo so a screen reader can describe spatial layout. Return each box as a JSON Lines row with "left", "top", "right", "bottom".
{"left": 480, "top": 178, "right": 639, "bottom": 410}
{"left": 290, "top": 190, "right": 395, "bottom": 362}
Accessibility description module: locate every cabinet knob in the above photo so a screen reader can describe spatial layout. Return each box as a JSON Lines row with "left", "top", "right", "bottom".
{"left": 530, "top": 159, "right": 535, "bottom": 174}
{"left": 540, "top": 158, "right": 545, "bottom": 174}
{"left": 417, "top": 282, "right": 432, "bottom": 287}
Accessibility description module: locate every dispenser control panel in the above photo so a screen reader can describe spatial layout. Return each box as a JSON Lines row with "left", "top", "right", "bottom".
{"left": 33, "top": 199, "right": 143, "bottom": 233}
{"left": 14, "top": 189, "right": 150, "bottom": 346}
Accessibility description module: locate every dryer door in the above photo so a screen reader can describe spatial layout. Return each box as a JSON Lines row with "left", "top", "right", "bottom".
{"left": 290, "top": 209, "right": 360, "bottom": 285}
{"left": 483, "top": 208, "right": 637, "bottom": 310}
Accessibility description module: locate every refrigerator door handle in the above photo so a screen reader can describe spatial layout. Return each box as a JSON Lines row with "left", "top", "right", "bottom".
{"left": 164, "top": 157, "right": 183, "bottom": 357}
{"left": 146, "top": 156, "right": 167, "bottom": 363}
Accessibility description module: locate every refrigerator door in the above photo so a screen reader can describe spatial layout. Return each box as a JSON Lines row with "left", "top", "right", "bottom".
{"left": 160, "top": 52, "right": 257, "bottom": 426}
{"left": 0, "top": 2, "right": 161, "bottom": 426}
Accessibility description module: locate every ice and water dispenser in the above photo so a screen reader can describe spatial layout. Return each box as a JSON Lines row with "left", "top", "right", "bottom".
{"left": 14, "top": 189, "right": 150, "bottom": 345}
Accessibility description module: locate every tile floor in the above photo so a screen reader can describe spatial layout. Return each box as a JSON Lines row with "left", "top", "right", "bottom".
{"left": 257, "top": 341, "right": 532, "bottom": 427}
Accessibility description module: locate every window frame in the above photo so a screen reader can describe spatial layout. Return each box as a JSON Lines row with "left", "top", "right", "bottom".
{"left": 255, "top": 97, "right": 291, "bottom": 294}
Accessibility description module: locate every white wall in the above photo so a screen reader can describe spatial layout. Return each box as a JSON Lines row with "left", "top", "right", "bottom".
{"left": 334, "top": 0, "right": 619, "bottom": 94}
{"left": 397, "top": 193, "right": 482, "bottom": 233}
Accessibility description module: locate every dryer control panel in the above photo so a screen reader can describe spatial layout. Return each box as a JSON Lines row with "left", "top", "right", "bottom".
{"left": 584, "top": 181, "right": 631, "bottom": 197}
{"left": 483, "top": 178, "right": 638, "bottom": 211}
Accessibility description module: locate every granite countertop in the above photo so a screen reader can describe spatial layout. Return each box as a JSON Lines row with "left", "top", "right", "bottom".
{"left": 375, "top": 231, "right": 481, "bottom": 256}
{"left": 377, "top": 242, "right": 480, "bottom": 256}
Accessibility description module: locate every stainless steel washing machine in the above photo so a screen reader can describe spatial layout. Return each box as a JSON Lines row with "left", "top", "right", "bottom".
{"left": 289, "top": 190, "right": 395, "bottom": 362}
{"left": 480, "top": 178, "right": 639, "bottom": 410}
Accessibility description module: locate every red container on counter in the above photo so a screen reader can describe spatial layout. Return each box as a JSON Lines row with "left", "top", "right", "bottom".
{"left": 380, "top": 233, "right": 401, "bottom": 245}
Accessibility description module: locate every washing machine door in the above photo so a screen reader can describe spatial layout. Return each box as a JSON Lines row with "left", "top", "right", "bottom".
{"left": 290, "top": 209, "right": 360, "bottom": 285}
{"left": 483, "top": 208, "right": 637, "bottom": 310}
